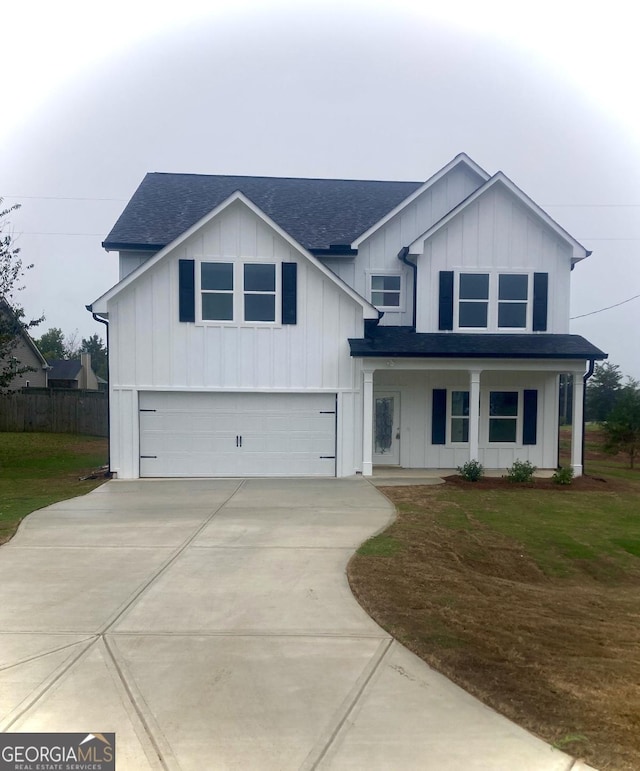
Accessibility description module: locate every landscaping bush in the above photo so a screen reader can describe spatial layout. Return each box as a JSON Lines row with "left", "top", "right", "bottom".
{"left": 457, "top": 459, "right": 484, "bottom": 482}
{"left": 552, "top": 466, "right": 574, "bottom": 485}
{"left": 505, "top": 459, "right": 537, "bottom": 483}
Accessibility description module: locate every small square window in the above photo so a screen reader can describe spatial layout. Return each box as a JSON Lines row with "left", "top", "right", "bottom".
{"left": 371, "top": 275, "right": 401, "bottom": 308}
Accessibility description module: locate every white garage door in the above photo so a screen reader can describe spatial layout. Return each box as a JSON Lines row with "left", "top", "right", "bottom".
{"left": 139, "top": 392, "right": 337, "bottom": 477}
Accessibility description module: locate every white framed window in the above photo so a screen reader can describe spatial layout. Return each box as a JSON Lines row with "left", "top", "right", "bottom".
{"left": 456, "top": 271, "right": 531, "bottom": 331}
{"left": 244, "top": 263, "right": 276, "bottom": 322}
{"left": 450, "top": 390, "right": 469, "bottom": 443}
{"left": 370, "top": 273, "right": 402, "bottom": 310}
{"left": 488, "top": 391, "right": 519, "bottom": 443}
{"left": 199, "top": 261, "right": 279, "bottom": 324}
{"left": 201, "top": 262, "right": 234, "bottom": 321}
{"left": 498, "top": 274, "right": 528, "bottom": 329}
{"left": 459, "top": 273, "right": 489, "bottom": 328}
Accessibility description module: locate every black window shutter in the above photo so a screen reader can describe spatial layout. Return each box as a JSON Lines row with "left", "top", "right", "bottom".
{"left": 282, "top": 262, "right": 297, "bottom": 325}
{"left": 432, "top": 389, "right": 447, "bottom": 445}
{"left": 179, "top": 259, "right": 195, "bottom": 323}
{"left": 438, "top": 271, "right": 454, "bottom": 330}
{"left": 532, "top": 273, "right": 548, "bottom": 331}
{"left": 523, "top": 389, "right": 538, "bottom": 445}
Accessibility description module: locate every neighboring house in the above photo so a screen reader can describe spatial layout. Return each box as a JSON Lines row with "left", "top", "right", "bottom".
{"left": 47, "top": 353, "right": 99, "bottom": 390}
{"left": 0, "top": 301, "right": 48, "bottom": 389}
{"left": 89, "top": 153, "right": 606, "bottom": 480}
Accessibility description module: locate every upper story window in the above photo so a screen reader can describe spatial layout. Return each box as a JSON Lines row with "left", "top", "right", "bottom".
{"left": 244, "top": 264, "right": 276, "bottom": 322}
{"left": 457, "top": 272, "right": 530, "bottom": 331}
{"left": 459, "top": 273, "right": 489, "bottom": 328}
{"left": 200, "top": 261, "right": 278, "bottom": 324}
{"left": 201, "top": 262, "right": 234, "bottom": 321}
{"left": 370, "top": 274, "right": 402, "bottom": 310}
{"left": 498, "top": 274, "right": 528, "bottom": 328}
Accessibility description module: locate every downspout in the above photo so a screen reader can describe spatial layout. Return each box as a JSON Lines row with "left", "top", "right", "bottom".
{"left": 582, "top": 359, "right": 596, "bottom": 475}
{"left": 397, "top": 246, "right": 417, "bottom": 329}
{"left": 88, "top": 306, "right": 111, "bottom": 476}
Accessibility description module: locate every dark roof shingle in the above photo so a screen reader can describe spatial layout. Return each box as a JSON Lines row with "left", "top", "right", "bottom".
{"left": 349, "top": 328, "right": 607, "bottom": 360}
{"left": 103, "top": 173, "right": 423, "bottom": 252}
{"left": 47, "top": 359, "right": 82, "bottom": 380}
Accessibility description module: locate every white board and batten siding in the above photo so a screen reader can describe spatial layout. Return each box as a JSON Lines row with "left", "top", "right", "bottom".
{"left": 416, "top": 183, "right": 573, "bottom": 334}
{"left": 107, "top": 200, "right": 365, "bottom": 479}
{"left": 353, "top": 163, "right": 485, "bottom": 326}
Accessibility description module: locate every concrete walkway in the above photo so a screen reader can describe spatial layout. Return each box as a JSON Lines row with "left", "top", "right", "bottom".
{"left": 0, "top": 479, "right": 594, "bottom": 770}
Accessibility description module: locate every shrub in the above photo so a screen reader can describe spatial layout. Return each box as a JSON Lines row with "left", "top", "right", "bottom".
{"left": 505, "top": 459, "right": 537, "bottom": 483}
{"left": 552, "top": 466, "right": 574, "bottom": 485}
{"left": 457, "top": 459, "right": 484, "bottom": 482}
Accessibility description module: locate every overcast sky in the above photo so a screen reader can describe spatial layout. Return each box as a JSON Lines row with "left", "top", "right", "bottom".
{"left": 2, "top": 0, "right": 639, "bottom": 376}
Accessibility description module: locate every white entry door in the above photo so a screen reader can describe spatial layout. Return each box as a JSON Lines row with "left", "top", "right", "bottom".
{"left": 373, "top": 391, "right": 400, "bottom": 465}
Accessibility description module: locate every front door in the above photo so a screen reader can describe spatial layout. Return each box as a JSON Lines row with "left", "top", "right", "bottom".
{"left": 373, "top": 391, "right": 400, "bottom": 465}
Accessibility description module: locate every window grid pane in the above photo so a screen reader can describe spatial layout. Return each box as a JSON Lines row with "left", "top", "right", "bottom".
{"left": 498, "top": 302, "right": 527, "bottom": 328}
{"left": 490, "top": 391, "right": 518, "bottom": 416}
{"left": 460, "top": 273, "right": 489, "bottom": 299}
{"left": 201, "top": 262, "right": 233, "bottom": 291}
{"left": 202, "top": 292, "right": 233, "bottom": 321}
{"left": 451, "top": 418, "right": 469, "bottom": 443}
{"left": 244, "top": 294, "right": 275, "bottom": 322}
{"left": 459, "top": 302, "right": 488, "bottom": 328}
{"left": 489, "top": 418, "right": 517, "bottom": 443}
{"left": 244, "top": 263, "right": 275, "bottom": 291}
{"left": 499, "top": 274, "right": 528, "bottom": 300}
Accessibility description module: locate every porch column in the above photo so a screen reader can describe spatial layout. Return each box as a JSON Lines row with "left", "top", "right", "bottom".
{"left": 362, "top": 369, "right": 374, "bottom": 477}
{"left": 571, "top": 372, "right": 584, "bottom": 477}
{"left": 469, "top": 370, "right": 481, "bottom": 462}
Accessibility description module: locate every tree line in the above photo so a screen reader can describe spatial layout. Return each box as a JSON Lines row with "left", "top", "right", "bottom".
{"left": 35, "top": 328, "right": 107, "bottom": 381}
{"left": 587, "top": 362, "right": 640, "bottom": 469}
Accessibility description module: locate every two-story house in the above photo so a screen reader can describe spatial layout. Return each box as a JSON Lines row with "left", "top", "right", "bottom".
{"left": 89, "top": 154, "right": 606, "bottom": 480}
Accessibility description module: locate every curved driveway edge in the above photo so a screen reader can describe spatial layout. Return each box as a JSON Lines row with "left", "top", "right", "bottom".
{"left": 0, "top": 479, "right": 594, "bottom": 770}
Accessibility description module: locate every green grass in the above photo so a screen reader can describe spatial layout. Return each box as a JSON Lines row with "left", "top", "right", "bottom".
{"left": 357, "top": 533, "right": 402, "bottom": 557}
{"left": 0, "top": 432, "right": 108, "bottom": 543}
{"left": 435, "top": 486, "right": 640, "bottom": 578}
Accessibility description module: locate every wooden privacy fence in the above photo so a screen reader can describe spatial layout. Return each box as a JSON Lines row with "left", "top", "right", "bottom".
{"left": 0, "top": 389, "right": 108, "bottom": 436}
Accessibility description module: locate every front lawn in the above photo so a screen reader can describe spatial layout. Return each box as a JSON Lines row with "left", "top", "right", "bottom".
{"left": 0, "top": 432, "right": 108, "bottom": 544}
{"left": 349, "top": 437, "right": 640, "bottom": 771}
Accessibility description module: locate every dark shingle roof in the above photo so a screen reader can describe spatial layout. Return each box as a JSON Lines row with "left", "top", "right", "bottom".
{"left": 103, "top": 173, "right": 423, "bottom": 252}
{"left": 47, "top": 359, "right": 82, "bottom": 380}
{"left": 349, "top": 328, "right": 607, "bottom": 360}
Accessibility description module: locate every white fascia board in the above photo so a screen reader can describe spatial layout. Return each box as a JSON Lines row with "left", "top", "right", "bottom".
{"left": 90, "top": 191, "right": 378, "bottom": 319}
{"left": 350, "top": 153, "right": 490, "bottom": 249}
{"left": 409, "top": 173, "right": 590, "bottom": 262}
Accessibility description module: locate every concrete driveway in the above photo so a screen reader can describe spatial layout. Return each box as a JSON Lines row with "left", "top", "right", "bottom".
{"left": 0, "top": 479, "right": 592, "bottom": 770}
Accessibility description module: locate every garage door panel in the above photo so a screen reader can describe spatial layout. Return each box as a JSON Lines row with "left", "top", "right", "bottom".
{"left": 139, "top": 392, "right": 336, "bottom": 477}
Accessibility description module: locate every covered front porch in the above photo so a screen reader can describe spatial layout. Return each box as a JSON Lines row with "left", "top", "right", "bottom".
{"left": 359, "top": 359, "right": 589, "bottom": 478}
